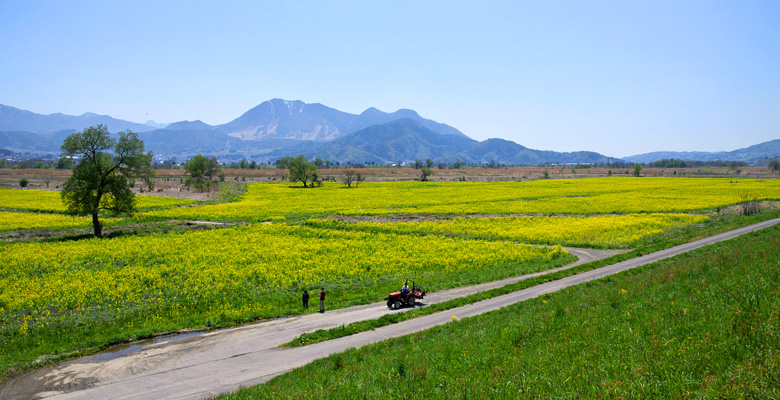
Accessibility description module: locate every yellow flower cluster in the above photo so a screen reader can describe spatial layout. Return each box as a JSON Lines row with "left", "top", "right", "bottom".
{"left": 141, "top": 178, "right": 780, "bottom": 221}
{"left": 0, "top": 187, "right": 196, "bottom": 213}
{"left": 0, "top": 224, "right": 566, "bottom": 333}
{"left": 0, "top": 211, "right": 120, "bottom": 231}
{"left": 308, "top": 213, "right": 711, "bottom": 248}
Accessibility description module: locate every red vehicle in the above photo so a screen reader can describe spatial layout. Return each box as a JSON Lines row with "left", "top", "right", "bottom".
{"left": 387, "top": 279, "right": 426, "bottom": 309}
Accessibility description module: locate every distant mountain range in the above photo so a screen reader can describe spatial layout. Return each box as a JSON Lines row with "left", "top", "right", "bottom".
{"left": 623, "top": 140, "right": 780, "bottom": 164}
{"left": 217, "top": 99, "right": 468, "bottom": 142}
{"left": 0, "top": 100, "right": 777, "bottom": 165}
{"left": 0, "top": 104, "right": 155, "bottom": 134}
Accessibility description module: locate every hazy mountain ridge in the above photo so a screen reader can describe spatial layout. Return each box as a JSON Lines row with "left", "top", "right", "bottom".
{"left": 268, "top": 119, "right": 614, "bottom": 165}
{"left": 270, "top": 118, "right": 477, "bottom": 163}
{"left": 623, "top": 139, "right": 780, "bottom": 164}
{"left": 3, "top": 100, "right": 774, "bottom": 165}
{"left": 0, "top": 104, "right": 154, "bottom": 134}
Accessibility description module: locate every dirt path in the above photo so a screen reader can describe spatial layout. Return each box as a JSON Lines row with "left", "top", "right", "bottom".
{"left": 2, "top": 220, "right": 779, "bottom": 399}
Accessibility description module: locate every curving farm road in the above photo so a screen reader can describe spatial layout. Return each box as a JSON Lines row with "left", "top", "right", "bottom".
{"left": 2, "top": 218, "right": 778, "bottom": 400}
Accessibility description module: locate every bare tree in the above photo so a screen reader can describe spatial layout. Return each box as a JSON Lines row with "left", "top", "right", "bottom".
{"left": 355, "top": 172, "right": 364, "bottom": 187}
{"left": 342, "top": 169, "right": 356, "bottom": 188}
{"left": 740, "top": 193, "right": 760, "bottom": 216}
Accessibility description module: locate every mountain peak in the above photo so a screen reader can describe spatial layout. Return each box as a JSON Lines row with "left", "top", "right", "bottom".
{"left": 393, "top": 108, "right": 421, "bottom": 118}
{"left": 360, "top": 107, "right": 383, "bottom": 116}
{"left": 163, "top": 120, "right": 213, "bottom": 131}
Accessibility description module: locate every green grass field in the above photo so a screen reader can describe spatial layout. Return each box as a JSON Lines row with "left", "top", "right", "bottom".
{"left": 223, "top": 223, "right": 780, "bottom": 399}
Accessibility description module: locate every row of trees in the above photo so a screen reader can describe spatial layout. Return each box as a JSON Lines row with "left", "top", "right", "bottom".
{"left": 0, "top": 157, "right": 74, "bottom": 170}
{"left": 648, "top": 158, "right": 750, "bottom": 169}
{"left": 274, "top": 155, "right": 374, "bottom": 187}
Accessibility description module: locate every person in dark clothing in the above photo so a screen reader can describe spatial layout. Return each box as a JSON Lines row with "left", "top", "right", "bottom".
{"left": 302, "top": 290, "right": 309, "bottom": 308}
{"left": 319, "top": 287, "right": 326, "bottom": 313}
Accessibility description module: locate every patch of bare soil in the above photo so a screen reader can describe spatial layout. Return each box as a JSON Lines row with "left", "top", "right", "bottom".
{"left": 132, "top": 184, "right": 218, "bottom": 201}
{"left": 706, "top": 200, "right": 780, "bottom": 217}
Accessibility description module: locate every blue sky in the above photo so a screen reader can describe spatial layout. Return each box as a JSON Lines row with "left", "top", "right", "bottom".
{"left": 1, "top": 1, "right": 778, "bottom": 158}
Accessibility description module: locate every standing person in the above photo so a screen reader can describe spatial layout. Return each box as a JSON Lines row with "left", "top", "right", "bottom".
{"left": 302, "top": 289, "right": 309, "bottom": 309}
{"left": 319, "top": 287, "right": 326, "bottom": 313}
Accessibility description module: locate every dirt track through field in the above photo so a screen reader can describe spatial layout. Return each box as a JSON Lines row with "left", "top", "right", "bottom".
{"left": 2, "top": 219, "right": 779, "bottom": 400}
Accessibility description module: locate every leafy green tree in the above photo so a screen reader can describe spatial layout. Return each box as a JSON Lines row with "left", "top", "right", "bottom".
{"left": 56, "top": 157, "right": 73, "bottom": 169}
{"left": 413, "top": 159, "right": 424, "bottom": 169}
{"left": 184, "top": 154, "right": 221, "bottom": 192}
{"left": 420, "top": 167, "right": 433, "bottom": 181}
{"left": 633, "top": 163, "right": 643, "bottom": 177}
{"left": 768, "top": 160, "right": 780, "bottom": 173}
{"left": 276, "top": 156, "right": 292, "bottom": 169}
{"left": 425, "top": 158, "right": 434, "bottom": 168}
{"left": 60, "top": 125, "right": 153, "bottom": 237}
{"left": 19, "top": 178, "right": 28, "bottom": 188}
{"left": 0, "top": 158, "right": 6, "bottom": 168}
{"left": 286, "top": 155, "right": 320, "bottom": 187}
{"left": 249, "top": 160, "right": 257, "bottom": 170}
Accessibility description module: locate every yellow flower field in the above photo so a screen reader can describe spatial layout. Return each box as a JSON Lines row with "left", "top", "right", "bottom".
{"left": 141, "top": 178, "right": 780, "bottom": 222}
{"left": 0, "top": 211, "right": 119, "bottom": 231}
{"left": 2, "top": 176, "right": 778, "bottom": 378}
{"left": 307, "top": 213, "right": 711, "bottom": 248}
{"left": 0, "top": 223, "right": 570, "bottom": 336}
{"left": 0, "top": 187, "right": 197, "bottom": 213}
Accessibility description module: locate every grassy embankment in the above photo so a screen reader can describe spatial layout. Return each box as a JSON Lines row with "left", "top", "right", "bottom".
{"left": 226, "top": 222, "right": 780, "bottom": 399}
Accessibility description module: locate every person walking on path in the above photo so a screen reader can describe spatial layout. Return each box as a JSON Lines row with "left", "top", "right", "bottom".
{"left": 318, "top": 287, "right": 326, "bottom": 313}
{"left": 302, "top": 290, "right": 309, "bottom": 309}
